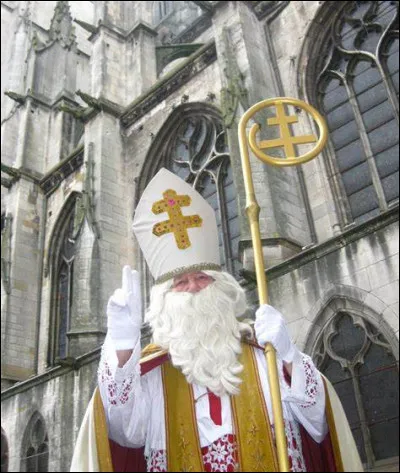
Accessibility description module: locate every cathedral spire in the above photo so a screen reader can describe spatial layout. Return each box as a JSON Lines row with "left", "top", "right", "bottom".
{"left": 49, "top": 1, "right": 76, "bottom": 48}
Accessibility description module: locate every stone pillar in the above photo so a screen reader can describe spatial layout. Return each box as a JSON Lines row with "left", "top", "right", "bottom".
{"left": 1, "top": 177, "right": 44, "bottom": 385}
{"left": 90, "top": 1, "right": 157, "bottom": 107}
{"left": 75, "top": 112, "right": 130, "bottom": 349}
{"left": 212, "top": 2, "right": 312, "bottom": 273}
{"left": 125, "top": 24, "right": 157, "bottom": 101}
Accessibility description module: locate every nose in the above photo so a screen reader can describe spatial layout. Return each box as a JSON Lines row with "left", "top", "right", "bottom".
{"left": 187, "top": 278, "right": 201, "bottom": 293}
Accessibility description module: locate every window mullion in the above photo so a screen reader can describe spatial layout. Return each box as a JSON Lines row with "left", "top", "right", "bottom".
{"left": 376, "top": 57, "right": 400, "bottom": 125}
{"left": 325, "top": 137, "right": 355, "bottom": 226}
{"left": 350, "top": 365, "right": 376, "bottom": 468}
{"left": 35, "top": 448, "right": 39, "bottom": 473}
{"left": 317, "top": 88, "right": 355, "bottom": 227}
{"left": 216, "top": 166, "right": 233, "bottom": 274}
{"left": 345, "top": 79, "right": 388, "bottom": 212}
{"left": 55, "top": 264, "right": 64, "bottom": 360}
{"left": 377, "top": 17, "right": 400, "bottom": 124}
{"left": 65, "top": 261, "right": 73, "bottom": 357}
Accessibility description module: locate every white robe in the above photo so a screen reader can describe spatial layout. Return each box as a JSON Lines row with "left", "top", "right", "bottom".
{"left": 71, "top": 335, "right": 363, "bottom": 472}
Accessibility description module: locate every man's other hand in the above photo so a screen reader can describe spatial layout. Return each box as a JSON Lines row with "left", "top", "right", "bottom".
{"left": 107, "top": 265, "right": 142, "bottom": 350}
{"left": 254, "top": 304, "right": 298, "bottom": 363}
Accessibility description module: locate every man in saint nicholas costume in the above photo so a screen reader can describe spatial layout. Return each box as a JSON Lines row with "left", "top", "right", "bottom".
{"left": 71, "top": 168, "right": 363, "bottom": 472}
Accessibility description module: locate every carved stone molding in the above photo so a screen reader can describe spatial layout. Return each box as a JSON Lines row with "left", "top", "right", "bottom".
{"left": 121, "top": 41, "right": 217, "bottom": 128}
{"left": 40, "top": 147, "right": 84, "bottom": 196}
{"left": 1, "top": 164, "right": 21, "bottom": 189}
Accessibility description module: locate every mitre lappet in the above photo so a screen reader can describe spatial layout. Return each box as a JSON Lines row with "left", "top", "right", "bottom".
{"left": 132, "top": 168, "right": 221, "bottom": 283}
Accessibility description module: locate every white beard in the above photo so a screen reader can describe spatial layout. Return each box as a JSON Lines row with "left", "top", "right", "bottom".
{"left": 145, "top": 271, "right": 252, "bottom": 396}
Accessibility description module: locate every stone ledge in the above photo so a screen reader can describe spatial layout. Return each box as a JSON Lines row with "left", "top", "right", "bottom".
{"left": 88, "top": 21, "right": 157, "bottom": 43}
{"left": 40, "top": 145, "right": 84, "bottom": 196}
{"left": 1, "top": 347, "right": 101, "bottom": 400}
{"left": 241, "top": 206, "right": 399, "bottom": 283}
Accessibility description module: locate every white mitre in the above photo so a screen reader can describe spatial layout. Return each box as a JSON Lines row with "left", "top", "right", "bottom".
{"left": 132, "top": 168, "right": 221, "bottom": 283}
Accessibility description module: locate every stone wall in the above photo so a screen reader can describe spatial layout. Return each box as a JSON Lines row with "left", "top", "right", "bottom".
{"left": 1, "top": 354, "right": 99, "bottom": 472}
{"left": 267, "top": 216, "right": 399, "bottom": 351}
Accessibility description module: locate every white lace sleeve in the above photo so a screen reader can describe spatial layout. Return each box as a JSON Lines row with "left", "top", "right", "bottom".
{"left": 97, "top": 334, "right": 150, "bottom": 447}
{"left": 98, "top": 334, "right": 141, "bottom": 406}
{"left": 283, "top": 351, "right": 328, "bottom": 443}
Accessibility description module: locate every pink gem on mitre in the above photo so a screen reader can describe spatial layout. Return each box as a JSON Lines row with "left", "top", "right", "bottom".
{"left": 167, "top": 199, "right": 176, "bottom": 206}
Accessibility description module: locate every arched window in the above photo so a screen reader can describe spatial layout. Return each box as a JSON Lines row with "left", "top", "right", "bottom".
{"left": 168, "top": 114, "right": 240, "bottom": 275}
{"left": 314, "top": 312, "right": 399, "bottom": 470}
{"left": 20, "top": 413, "right": 49, "bottom": 473}
{"left": 138, "top": 106, "right": 241, "bottom": 303}
{"left": 315, "top": 1, "right": 399, "bottom": 225}
{"left": 153, "top": 1, "right": 173, "bottom": 24}
{"left": 47, "top": 194, "right": 83, "bottom": 364}
{"left": 1, "top": 428, "right": 8, "bottom": 473}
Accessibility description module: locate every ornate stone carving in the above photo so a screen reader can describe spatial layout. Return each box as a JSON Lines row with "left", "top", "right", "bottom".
{"left": 48, "top": 0, "right": 77, "bottom": 49}
{"left": 75, "top": 90, "right": 122, "bottom": 120}
{"left": 81, "top": 143, "right": 100, "bottom": 239}
{"left": 4, "top": 91, "right": 26, "bottom": 105}
{"left": 1, "top": 164, "right": 21, "bottom": 189}
{"left": 220, "top": 28, "right": 249, "bottom": 128}
{"left": 57, "top": 103, "right": 88, "bottom": 121}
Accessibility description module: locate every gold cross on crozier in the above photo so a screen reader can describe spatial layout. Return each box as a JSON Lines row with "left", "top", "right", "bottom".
{"left": 259, "top": 102, "right": 317, "bottom": 158}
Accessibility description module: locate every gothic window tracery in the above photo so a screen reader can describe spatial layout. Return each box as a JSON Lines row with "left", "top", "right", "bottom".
{"left": 316, "top": 1, "right": 399, "bottom": 225}
{"left": 148, "top": 111, "right": 240, "bottom": 275}
{"left": 168, "top": 114, "right": 241, "bottom": 276}
{"left": 56, "top": 211, "right": 76, "bottom": 360}
{"left": 20, "top": 414, "right": 48, "bottom": 473}
{"left": 139, "top": 107, "right": 241, "bottom": 310}
{"left": 48, "top": 195, "right": 82, "bottom": 364}
{"left": 315, "top": 312, "right": 399, "bottom": 469}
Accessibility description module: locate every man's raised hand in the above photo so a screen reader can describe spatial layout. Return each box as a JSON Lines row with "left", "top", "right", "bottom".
{"left": 107, "top": 266, "right": 142, "bottom": 350}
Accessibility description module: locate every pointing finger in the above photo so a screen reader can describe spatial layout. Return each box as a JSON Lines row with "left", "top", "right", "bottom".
{"left": 122, "top": 265, "right": 133, "bottom": 293}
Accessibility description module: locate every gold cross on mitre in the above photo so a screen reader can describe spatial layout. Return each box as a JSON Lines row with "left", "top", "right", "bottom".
{"left": 152, "top": 189, "right": 203, "bottom": 249}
